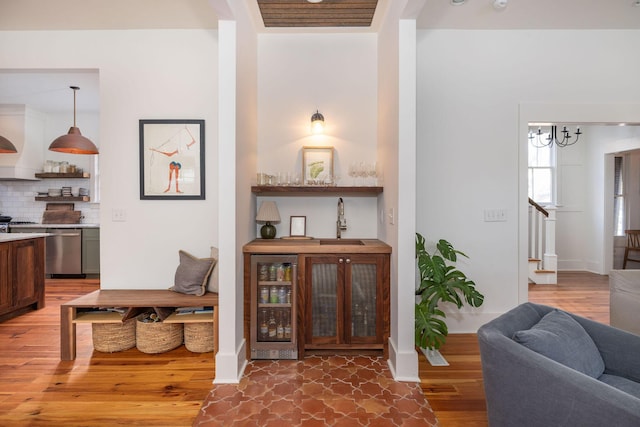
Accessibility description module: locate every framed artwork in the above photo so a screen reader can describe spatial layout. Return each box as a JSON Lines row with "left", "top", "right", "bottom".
{"left": 302, "top": 146, "right": 334, "bottom": 185}
{"left": 290, "top": 216, "right": 307, "bottom": 237}
{"left": 139, "top": 119, "right": 205, "bottom": 200}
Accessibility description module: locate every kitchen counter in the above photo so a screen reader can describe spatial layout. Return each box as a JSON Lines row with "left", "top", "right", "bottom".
{"left": 243, "top": 238, "right": 391, "bottom": 254}
{"left": 0, "top": 233, "right": 50, "bottom": 243}
{"left": 9, "top": 223, "right": 99, "bottom": 229}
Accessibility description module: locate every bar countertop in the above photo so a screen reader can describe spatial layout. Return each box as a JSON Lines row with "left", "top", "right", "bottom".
{"left": 243, "top": 238, "right": 391, "bottom": 254}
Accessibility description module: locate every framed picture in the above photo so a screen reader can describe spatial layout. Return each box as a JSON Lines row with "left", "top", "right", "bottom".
{"left": 290, "top": 216, "right": 307, "bottom": 237}
{"left": 139, "top": 119, "right": 205, "bottom": 200}
{"left": 302, "top": 146, "right": 334, "bottom": 185}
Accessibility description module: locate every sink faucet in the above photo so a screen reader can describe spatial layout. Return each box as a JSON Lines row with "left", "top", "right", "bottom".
{"left": 337, "top": 197, "right": 347, "bottom": 239}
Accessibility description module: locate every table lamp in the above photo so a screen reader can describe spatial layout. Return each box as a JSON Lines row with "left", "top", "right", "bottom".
{"left": 256, "top": 201, "right": 281, "bottom": 239}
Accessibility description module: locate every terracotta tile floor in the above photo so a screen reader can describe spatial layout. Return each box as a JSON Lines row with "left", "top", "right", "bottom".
{"left": 194, "top": 355, "right": 438, "bottom": 426}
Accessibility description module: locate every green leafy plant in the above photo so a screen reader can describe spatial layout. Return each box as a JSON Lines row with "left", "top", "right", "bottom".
{"left": 415, "top": 233, "right": 484, "bottom": 350}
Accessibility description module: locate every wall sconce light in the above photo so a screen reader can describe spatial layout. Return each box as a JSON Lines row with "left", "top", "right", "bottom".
{"left": 49, "top": 86, "right": 99, "bottom": 155}
{"left": 0, "top": 135, "right": 18, "bottom": 153}
{"left": 311, "top": 110, "right": 325, "bottom": 135}
{"left": 256, "top": 201, "right": 281, "bottom": 239}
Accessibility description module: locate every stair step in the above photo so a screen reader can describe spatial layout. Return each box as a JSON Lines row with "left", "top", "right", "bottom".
{"left": 534, "top": 269, "right": 556, "bottom": 274}
{"left": 528, "top": 258, "right": 541, "bottom": 263}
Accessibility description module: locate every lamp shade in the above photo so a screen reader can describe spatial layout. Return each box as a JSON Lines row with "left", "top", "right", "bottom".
{"left": 0, "top": 135, "right": 18, "bottom": 153}
{"left": 256, "top": 201, "right": 281, "bottom": 223}
{"left": 49, "top": 127, "right": 99, "bottom": 154}
{"left": 256, "top": 201, "right": 280, "bottom": 239}
{"left": 49, "top": 86, "right": 99, "bottom": 155}
{"left": 311, "top": 110, "right": 325, "bottom": 135}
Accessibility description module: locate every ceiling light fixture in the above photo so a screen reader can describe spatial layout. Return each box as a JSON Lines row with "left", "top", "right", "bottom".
{"left": 451, "top": 0, "right": 466, "bottom": 5}
{"left": 0, "top": 135, "right": 18, "bottom": 153}
{"left": 49, "top": 86, "right": 99, "bottom": 155}
{"left": 307, "top": 0, "right": 323, "bottom": 3}
{"left": 529, "top": 125, "right": 583, "bottom": 148}
{"left": 311, "top": 110, "right": 325, "bottom": 135}
{"left": 492, "top": 0, "right": 508, "bottom": 10}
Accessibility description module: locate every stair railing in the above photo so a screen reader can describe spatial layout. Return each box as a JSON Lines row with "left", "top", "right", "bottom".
{"left": 528, "top": 198, "right": 557, "bottom": 274}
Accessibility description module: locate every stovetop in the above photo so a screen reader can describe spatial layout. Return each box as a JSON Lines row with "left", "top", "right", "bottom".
{"left": 9, "top": 221, "right": 37, "bottom": 225}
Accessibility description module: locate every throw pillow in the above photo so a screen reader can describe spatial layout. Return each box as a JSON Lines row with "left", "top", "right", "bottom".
{"left": 513, "top": 309, "right": 605, "bottom": 378}
{"left": 169, "top": 250, "right": 216, "bottom": 296}
{"left": 207, "top": 246, "right": 219, "bottom": 293}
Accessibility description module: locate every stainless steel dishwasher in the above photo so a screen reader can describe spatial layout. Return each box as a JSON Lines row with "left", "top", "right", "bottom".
{"left": 46, "top": 228, "right": 82, "bottom": 276}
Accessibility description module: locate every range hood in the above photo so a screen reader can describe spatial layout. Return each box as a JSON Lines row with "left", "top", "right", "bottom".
{"left": 0, "top": 105, "right": 44, "bottom": 181}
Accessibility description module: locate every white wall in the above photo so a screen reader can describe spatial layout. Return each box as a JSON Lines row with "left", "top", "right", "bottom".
{"left": 0, "top": 29, "right": 219, "bottom": 289}
{"left": 255, "top": 33, "right": 379, "bottom": 239}
{"left": 417, "top": 29, "right": 640, "bottom": 331}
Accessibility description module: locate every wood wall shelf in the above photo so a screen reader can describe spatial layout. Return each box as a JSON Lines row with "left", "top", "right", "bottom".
{"left": 251, "top": 186, "right": 383, "bottom": 196}
{"left": 35, "top": 172, "right": 91, "bottom": 179}
{"left": 35, "top": 196, "right": 90, "bottom": 202}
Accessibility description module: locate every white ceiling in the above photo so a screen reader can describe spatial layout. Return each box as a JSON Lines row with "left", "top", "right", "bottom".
{"left": 0, "top": 0, "right": 638, "bottom": 113}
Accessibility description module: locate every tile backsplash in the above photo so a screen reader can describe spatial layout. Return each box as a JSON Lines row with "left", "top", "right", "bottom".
{"left": 0, "top": 180, "right": 100, "bottom": 224}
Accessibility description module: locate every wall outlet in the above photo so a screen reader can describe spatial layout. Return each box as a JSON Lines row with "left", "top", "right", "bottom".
{"left": 112, "top": 208, "right": 127, "bottom": 222}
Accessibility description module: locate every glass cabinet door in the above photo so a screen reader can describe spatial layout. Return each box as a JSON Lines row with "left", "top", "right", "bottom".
{"left": 306, "top": 256, "right": 344, "bottom": 345}
{"left": 250, "top": 255, "right": 297, "bottom": 359}
{"left": 348, "top": 261, "right": 377, "bottom": 340}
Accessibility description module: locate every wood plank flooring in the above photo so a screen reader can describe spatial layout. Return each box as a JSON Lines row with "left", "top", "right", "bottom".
{"left": 0, "top": 279, "right": 215, "bottom": 427}
{"left": 0, "top": 272, "right": 609, "bottom": 426}
{"left": 420, "top": 271, "right": 610, "bottom": 427}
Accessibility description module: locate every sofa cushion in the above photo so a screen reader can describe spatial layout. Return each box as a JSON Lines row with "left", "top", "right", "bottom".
{"left": 599, "top": 374, "right": 640, "bottom": 399}
{"left": 169, "top": 250, "right": 216, "bottom": 296}
{"left": 513, "top": 309, "right": 605, "bottom": 378}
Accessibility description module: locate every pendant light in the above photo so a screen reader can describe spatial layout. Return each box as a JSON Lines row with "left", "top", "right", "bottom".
{"left": 49, "top": 86, "right": 99, "bottom": 154}
{"left": 0, "top": 135, "right": 18, "bottom": 153}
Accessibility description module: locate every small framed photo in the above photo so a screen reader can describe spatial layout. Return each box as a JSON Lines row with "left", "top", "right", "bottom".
{"left": 302, "top": 146, "right": 333, "bottom": 185}
{"left": 290, "top": 216, "right": 307, "bottom": 237}
{"left": 139, "top": 119, "right": 205, "bottom": 200}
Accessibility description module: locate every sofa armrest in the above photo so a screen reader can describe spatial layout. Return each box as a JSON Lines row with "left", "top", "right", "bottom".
{"left": 479, "top": 317, "right": 640, "bottom": 427}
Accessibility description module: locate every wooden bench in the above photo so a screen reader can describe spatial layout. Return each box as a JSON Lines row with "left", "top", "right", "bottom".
{"left": 60, "top": 289, "right": 219, "bottom": 361}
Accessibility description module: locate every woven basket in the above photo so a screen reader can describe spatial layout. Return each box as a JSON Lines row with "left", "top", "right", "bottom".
{"left": 136, "top": 318, "right": 183, "bottom": 354}
{"left": 184, "top": 322, "right": 214, "bottom": 353}
{"left": 92, "top": 318, "right": 136, "bottom": 353}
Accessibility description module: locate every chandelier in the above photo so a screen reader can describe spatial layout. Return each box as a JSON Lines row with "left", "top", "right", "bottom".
{"left": 529, "top": 125, "right": 583, "bottom": 148}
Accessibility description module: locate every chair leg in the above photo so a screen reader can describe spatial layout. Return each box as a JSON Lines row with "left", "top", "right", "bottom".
{"left": 624, "top": 248, "right": 629, "bottom": 269}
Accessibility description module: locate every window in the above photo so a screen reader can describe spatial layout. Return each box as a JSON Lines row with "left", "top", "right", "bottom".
{"left": 528, "top": 132, "right": 556, "bottom": 205}
{"left": 614, "top": 156, "right": 625, "bottom": 236}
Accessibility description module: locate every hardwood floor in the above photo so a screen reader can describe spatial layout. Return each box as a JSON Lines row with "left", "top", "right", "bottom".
{"left": 420, "top": 271, "right": 610, "bottom": 427}
{"left": 0, "top": 272, "right": 609, "bottom": 426}
{"left": 0, "top": 279, "right": 215, "bottom": 427}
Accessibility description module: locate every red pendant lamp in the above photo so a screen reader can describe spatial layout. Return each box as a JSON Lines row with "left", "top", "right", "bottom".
{"left": 49, "top": 86, "right": 99, "bottom": 155}
{"left": 0, "top": 135, "right": 18, "bottom": 153}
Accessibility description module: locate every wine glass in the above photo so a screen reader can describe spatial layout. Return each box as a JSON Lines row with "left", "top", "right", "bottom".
{"left": 357, "top": 161, "right": 368, "bottom": 186}
{"left": 348, "top": 162, "right": 358, "bottom": 186}
{"left": 367, "top": 162, "right": 378, "bottom": 186}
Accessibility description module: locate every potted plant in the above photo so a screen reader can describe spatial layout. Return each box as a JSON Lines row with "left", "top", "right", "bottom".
{"left": 415, "top": 232, "right": 484, "bottom": 351}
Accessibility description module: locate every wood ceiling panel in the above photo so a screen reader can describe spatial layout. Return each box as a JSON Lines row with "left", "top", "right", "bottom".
{"left": 257, "top": 0, "right": 378, "bottom": 28}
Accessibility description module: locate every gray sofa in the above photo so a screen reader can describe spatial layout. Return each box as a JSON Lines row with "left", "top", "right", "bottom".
{"left": 478, "top": 302, "right": 640, "bottom": 427}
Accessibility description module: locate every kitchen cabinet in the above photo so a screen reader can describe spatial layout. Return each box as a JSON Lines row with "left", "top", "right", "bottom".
{"left": 300, "top": 253, "right": 389, "bottom": 357}
{"left": 0, "top": 237, "right": 45, "bottom": 320}
{"left": 82, "top": 228, "right": 100, "bottom": 274}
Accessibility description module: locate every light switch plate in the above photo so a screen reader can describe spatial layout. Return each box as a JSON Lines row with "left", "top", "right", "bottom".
{"left": 484, "top": 208, "right": 507, "bottom": 222}
{"left": 112, "top": 208, "right": 127, "bottom": 222}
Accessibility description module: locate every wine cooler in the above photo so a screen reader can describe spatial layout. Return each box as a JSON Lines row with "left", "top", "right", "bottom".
{"left": 249, "top": 255, "right": 298, "bottom": 359}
